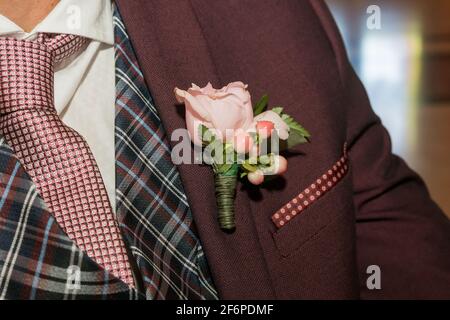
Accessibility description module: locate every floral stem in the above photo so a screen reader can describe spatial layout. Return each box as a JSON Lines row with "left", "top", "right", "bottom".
{"left": 214, "top": 164, "right": 239, "bottom": 230}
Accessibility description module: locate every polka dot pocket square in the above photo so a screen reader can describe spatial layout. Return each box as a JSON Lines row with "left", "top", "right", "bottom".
{"left": 272, "top": 145, "right": 349, "bottom": 229}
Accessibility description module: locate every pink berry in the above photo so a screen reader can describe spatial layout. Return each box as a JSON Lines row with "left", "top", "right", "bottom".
{"left": 256, "top": 121, "right": 275, "bottom": 139}
{"left": 248, "top": 170, "right": 265, "bottom": 185}
{"left": 274, "top": 155, "right": 288, "bottom": 174}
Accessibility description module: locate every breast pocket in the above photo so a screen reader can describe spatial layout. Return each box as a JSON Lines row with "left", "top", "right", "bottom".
{"left": 272, "top": 151, "right": 352, "bottom": 257}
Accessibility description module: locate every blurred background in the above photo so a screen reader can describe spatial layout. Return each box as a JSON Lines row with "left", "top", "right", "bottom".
{"left": 326, "top": 0, "right": 450, "bottom": 217}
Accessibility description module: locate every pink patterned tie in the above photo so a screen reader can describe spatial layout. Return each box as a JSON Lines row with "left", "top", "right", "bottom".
{"left": 0, "top": 34, "right": 135, "bottom": 287}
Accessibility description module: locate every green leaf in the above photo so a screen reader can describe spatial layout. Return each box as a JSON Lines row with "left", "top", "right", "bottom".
{"left": 199, "top": 124, "right": 208, "bottom": 139}
{"left": 283, "top": 131, "right": 308, "bottom": 149}
{"left": 281, "top": 113, "right": 311, "bottom": 139}
{"left": 242, "top": 162, "right": 257, "bottom": 172}
{"left": 221, "top": 143, "right": 236, "bottom": 164}
{"left": 217, "top": 163, "right": 233, "bottom": 174}
{"left": 253, "top": 94, "right": 269, "bottom": 116}
{"left": 271, "top": 107, "right": 284, "bottom": 116}
{"left": 272, "top": 110, "right": 311, "bottom": 150}
{"left": 199, "top": 124, "right": 216, "bottom": 146}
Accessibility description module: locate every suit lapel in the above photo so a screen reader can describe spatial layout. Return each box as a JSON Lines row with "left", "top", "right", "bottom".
{"left": 0, "top": 138, "right": 140, "bottom": 299}
{"left": 116, "top": 0, "right": 275, "bottom": 299}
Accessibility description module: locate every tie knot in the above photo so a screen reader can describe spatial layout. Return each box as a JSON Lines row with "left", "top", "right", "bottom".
{"left": 0, "top": 34, "right": 88, "bottom": 115}
{"left": 37, "top": 33, "right": 88, "bottom": 64}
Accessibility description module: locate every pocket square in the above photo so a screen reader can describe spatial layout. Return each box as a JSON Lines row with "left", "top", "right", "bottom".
{"left": 272, "top": 147, "right": 349, "bottom": 229}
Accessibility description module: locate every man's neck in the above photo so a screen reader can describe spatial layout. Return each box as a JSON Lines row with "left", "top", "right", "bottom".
{"left": 0, "top": 0, "right": 60, "bottom": 32}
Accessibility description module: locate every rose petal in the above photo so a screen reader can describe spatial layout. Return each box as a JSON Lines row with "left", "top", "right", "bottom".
{"left": 233, "top": 131, "right": 254, "bottom": 154}
{"left": 174, "top": 88, "right": 211, "bottom": 121}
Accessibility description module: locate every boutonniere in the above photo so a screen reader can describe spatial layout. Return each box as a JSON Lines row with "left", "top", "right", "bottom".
{"left": 174, "top": 82, "right": 310, "bottom": 231}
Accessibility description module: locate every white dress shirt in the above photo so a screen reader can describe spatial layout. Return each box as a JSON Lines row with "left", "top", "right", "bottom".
{"left": 0, "top": 0, "right": 117, "bottom": 210}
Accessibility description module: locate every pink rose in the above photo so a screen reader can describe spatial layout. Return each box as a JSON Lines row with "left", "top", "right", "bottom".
{"left": 174, "top": 82, "right": 254, "bottom": 145}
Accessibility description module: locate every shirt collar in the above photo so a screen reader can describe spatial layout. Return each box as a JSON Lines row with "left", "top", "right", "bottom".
{"left": 0, "top": 0, "right": 114, "bottom": 45}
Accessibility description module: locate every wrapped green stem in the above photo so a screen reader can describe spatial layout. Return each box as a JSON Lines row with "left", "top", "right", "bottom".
{"left": 214, "top": 165, "right": 239, "bottom": 230}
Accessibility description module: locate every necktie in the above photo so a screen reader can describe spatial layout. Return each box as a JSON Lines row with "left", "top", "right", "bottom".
{"left": 0, "top": 34, "right": 134, "bottom": 287}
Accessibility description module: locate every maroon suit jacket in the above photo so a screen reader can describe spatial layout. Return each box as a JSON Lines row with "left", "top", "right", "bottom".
{"left": 116, "top": 0, "right": 450, "bottom": 299}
